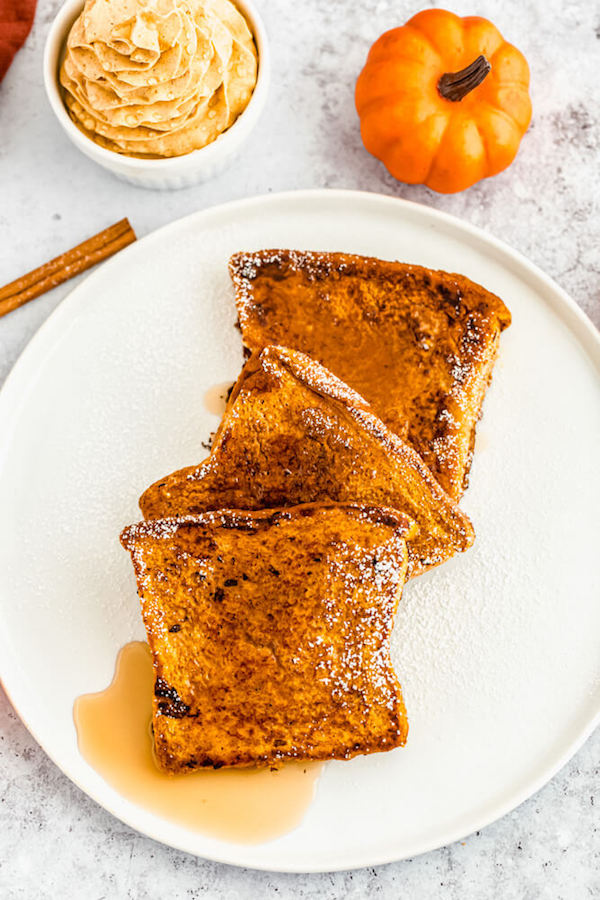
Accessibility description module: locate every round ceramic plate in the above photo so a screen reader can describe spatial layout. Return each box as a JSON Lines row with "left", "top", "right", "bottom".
{"left": 0, "top": 191, "right": 598, "bottom": 873}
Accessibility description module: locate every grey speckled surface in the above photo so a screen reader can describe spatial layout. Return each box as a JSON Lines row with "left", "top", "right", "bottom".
{"left": 0, "top": 0, "right": 598, "bottom": 896}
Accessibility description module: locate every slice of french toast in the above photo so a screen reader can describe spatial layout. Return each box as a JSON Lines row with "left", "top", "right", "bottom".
{"left": 229, "top": 250, "right": 511, "bottom": 499}
{"left": 120, "top": 503, "right": 415, "bottom": 771}
{"left": 139, "top": 345, "right": 474, "bottom": 578}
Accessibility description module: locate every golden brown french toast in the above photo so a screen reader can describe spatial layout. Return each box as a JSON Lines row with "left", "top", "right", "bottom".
{"left": 139, "top": 345, "right": 474, "bottom": 578}
{"left": 229, "top": 250, "right": 511, "bottom": 499}
{"left": 120, "top": 504, "right": 415, "bottom": 771}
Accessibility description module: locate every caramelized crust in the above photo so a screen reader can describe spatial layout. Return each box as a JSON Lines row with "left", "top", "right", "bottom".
{"left": 139, "top": 345, "right": 474, "bottom": 578}
{"left": 229, "top": 250, "right": 511, "bottom": 499}
{"left": 120, "top": 504, "right": 415, "bottom": 771}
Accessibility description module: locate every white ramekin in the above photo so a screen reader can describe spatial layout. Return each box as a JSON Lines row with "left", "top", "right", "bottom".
{"left": 43, "top": 0, "right": 270, "bottom": 190}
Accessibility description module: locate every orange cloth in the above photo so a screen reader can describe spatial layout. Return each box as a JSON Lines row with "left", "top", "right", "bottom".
{"left": 0, "top": 0, "right": 36, "bottom": 81}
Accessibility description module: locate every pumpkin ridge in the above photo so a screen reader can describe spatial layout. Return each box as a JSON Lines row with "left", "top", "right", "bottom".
{"left": 486, "top": 78, "right": 531, "bottom": 89}
{"left": 475, "top": 121, "right": 489, "bottom": 176}
{"left": 386, "top": 110, "right": 452, "bottom": 178}
{"left": 488, "top": 41, "right": 530, "bottom": 69}
{"left": 478, "top": 100, "right": 525, "bottom": 133}
{"left": 407, "top": 11, "right": 465, "bottom": 62}
{"left": 366, "top": 27, "right": 442, "bottom": 69}
{"left": 356, "top": 64, "right": 440, "bottom": 111}
{"left": 401, "top": 23, "right": 443, "bottom": 63}
{"left": 423, "top": 115, "right": 452, "bottom": 184}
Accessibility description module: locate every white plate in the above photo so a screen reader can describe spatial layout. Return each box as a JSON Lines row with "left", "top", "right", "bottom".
{"left": 0, "top": 191, "right": 598, "bottom": 873}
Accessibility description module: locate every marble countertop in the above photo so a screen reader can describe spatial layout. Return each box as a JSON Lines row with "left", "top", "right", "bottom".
{"left": 0, "top": 0, "right": 598, "bottom": 896}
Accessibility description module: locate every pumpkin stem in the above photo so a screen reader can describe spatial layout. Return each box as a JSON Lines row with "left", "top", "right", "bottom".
{"left": 438, "top": 55, "right": 491, "bottom": 102}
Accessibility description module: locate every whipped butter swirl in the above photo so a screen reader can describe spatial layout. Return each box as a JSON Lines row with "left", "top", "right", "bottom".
{"left": 60, "top": 0, "right": 258, "bottom": 158}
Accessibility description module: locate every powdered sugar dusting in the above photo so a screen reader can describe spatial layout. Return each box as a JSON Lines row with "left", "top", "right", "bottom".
{"left": 230, "top": 249, "right": 511, "bottom": 500}
{"left": 125, "top": 505, "right": 412, "bottom": 766}
{"left": 392, "top": 319, "right": 600, "bottom": 755}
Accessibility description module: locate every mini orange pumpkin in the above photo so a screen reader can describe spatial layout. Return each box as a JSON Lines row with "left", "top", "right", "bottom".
{"left": 355, "top": 9, "right": 532, "bottom": 193}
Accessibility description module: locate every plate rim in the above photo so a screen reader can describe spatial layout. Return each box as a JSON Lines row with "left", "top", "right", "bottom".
{"left": 0, "top": 188, "right": 598, "bottom": 873}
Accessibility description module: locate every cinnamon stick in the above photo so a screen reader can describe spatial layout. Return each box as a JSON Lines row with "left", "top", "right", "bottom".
{"left": 0, "top": 218, "right": 137, "bottom": 318}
